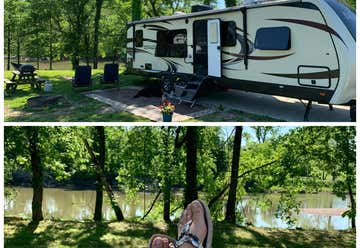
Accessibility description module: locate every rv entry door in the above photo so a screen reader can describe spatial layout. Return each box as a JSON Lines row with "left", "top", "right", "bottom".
{"left": 207, "top": 19, "right": 221, "bottom": 77}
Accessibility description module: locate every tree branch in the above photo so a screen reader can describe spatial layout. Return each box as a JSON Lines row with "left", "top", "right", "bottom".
{"left": 237, "top": 160, "right": 278, "bottom": 180}
{"left": 141, "top": 189, "right": 162, "bottom": 220}
{"left": 175, "top": 127, "right": 186, "bottom": 148}
{"left": 208, "top": 160, "right": 278, "bottom": 209}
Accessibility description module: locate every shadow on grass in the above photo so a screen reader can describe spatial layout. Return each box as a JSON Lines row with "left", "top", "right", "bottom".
{"left": 5, "top": 220, "right": 40, "bottom": 247}
{"left": 4, "top": 70, "right": 151, "bottom": 122}
{"left": 4, "top": 217, "right": 176, "bottom": 248}
{"left": 213, "top": 222, "right": 284, "bottom": 247}
{"left": 5, "top": 217, "right": 355, "bottom": 248}
{"left": 213, "top": 222, "right": 355, "bottom": 248}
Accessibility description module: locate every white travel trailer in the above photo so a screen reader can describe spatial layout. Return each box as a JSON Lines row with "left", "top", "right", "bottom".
{"left": 127, "top": 0, "right": 356, "bottom": 121}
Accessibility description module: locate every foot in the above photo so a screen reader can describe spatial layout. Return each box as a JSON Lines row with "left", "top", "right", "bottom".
{"left": 177, "top": 200, "right": 207, "bottom": 247}
{"left": 151, "top": 236, "right": 175, "bottom": 248}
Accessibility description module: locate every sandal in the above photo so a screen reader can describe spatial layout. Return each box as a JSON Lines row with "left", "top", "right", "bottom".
{"left": 176, "top": 200, "right": 213, "bottom": 248}
{"left": 149, "top": 200, "right": 213, "bottom": 248}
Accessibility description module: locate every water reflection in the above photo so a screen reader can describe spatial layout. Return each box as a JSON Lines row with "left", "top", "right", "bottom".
{"left": 238, "top": 194, "right": 351, "bottom": 230}
{"left": 4, "top": 187, "right": 351, "bottom": 230}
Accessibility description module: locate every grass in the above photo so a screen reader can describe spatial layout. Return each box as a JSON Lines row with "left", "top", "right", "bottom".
{"left": 4, "top": 217, "right": 355, "bottom": 248}
{"left": 4, "top": 67, "right": 149, "bottom": 122}
{"left": 4, "top": 63, "right": 285, "bottom": 122}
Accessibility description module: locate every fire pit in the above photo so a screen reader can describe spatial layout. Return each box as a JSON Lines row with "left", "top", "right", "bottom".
{"left": 27, "top": 95, "right": 66, "bottom": 108}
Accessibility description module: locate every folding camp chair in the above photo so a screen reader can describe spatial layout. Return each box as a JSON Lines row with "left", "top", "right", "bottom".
{"left": 101, "top": 63, "right": 119, "bottom": 84}
{"left": 72, "top": 66, "right": 92, "bottom": 87}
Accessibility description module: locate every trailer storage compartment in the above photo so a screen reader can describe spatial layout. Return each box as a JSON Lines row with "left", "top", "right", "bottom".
{"left": 298, "top": 66, "right": 331, "bottom": 88}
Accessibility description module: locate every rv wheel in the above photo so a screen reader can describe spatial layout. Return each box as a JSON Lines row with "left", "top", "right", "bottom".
{"left": 161, "top": 74, "right": 175, "bottom": 93}
{"left": 350, "top": 104, "right": 356, "bottom": 122}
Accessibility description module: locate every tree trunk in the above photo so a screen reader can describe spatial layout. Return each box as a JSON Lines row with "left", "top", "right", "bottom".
{"left": 17, "top": 34, "right": 20, "bottom": 64}
{"left": 93, "top": 127, "right": 105, "bottom": 221}
{"left": 93, "top": 0, "right": 103, "bottom": 69}
{"left": 26, "top": 127, "right": 44, "bottom": 223}
{"left": 347, "top": 179, "right": 356, "bottom": 229}
{"left": 112, "top": 51, "right": 117, "bottom": 64}
{"left": 225, "top": 126, "right": 243, "bottom": 224}
{"left": 84, "top": 32, "right": 90, "bottom": 66}
{"left": 163, "top": 178, "right": 171, "bottom": 222}
{"left": 7, "top": 24, "right": 11, "bottom": 71}
{"left": 72, "top": 11, "right": 82, "bottom": 69}
{"left": 49, "top": 15, "right": 53, "bottom": 70}
{"left": 83, "top": 137, "right": 125, "bottom": 221}
{"left": 36, "top": 39, "right": 40, "bottom": 70}
{"left": 344, "top": 127, "right": 356, "bottom": 229}
{"left": 149, "top": 0, "right": 159, "bottom": 17}
{"left": 162, "top": 127, "right": 171, "bottom": 222}
{"left": 184, "top": 127, "right": 198, "bottom": 208}
{"left": 132, "top": 0, "right": 142, "bottom": 21}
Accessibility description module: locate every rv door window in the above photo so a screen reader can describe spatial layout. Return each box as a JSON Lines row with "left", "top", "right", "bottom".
{"left": 255, "top": 27, "right": 291, "bottom": 50}
{"left": 135, "top": 30, "right": 143, "bottom": 47}
{"left": 209, "top": 23, "right": 219, "bottom": 43}
{"left": 221, "top": 21, "right": 236, "bottom": 47}
{"left": 155, "top": 29, "right": 187, "bottom": 58}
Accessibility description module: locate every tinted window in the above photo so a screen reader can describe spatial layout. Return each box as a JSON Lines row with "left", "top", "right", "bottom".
{"left": 221, "top": 21, "right": 237, "bottom": 46}
{"left": 135, "top": 30, "right": 143, "bottom": 47}
{"left": 255, "top": 27, "right": 291, "bottom": 50}
{"left": 155, "top": 29, "right": 187, "bottom": 58}
{"left": 325, "top": 0, "right": 356, "bottom": 40}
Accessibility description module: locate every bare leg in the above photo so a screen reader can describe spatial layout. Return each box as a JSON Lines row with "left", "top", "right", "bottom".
{"left": 150, "top": 201, "right": 208, "bottom": 248}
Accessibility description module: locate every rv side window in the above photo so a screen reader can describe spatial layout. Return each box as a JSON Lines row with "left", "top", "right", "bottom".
{"left": 221, "top": 21, "right": 236, "bottom": 47}
{"left": 155, "top": 29, "right": 187, "bottom": 58}
{"left": 255, "top": 27, "right": 291, "bottom": 50}
{"left": 135, "top": 30, "right": 143, "bottom": 47}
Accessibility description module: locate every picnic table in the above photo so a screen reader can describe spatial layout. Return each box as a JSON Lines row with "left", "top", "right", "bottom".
{"left": 4, "top": 70, "right": 45, "bottom": 94}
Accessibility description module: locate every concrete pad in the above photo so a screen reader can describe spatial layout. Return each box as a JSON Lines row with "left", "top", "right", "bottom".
{"left": 199, "top": 89, "right": 351, "bottom": 122}
{"left": 84, "top": 87, "right": 215, "bottom": 122}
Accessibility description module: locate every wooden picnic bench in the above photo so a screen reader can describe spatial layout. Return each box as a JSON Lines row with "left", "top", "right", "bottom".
{"left": 4, "top": 76, "right": 46, "bottom": 94}
{"left": 4, "top": 70, "right": 46, "bottom": 94}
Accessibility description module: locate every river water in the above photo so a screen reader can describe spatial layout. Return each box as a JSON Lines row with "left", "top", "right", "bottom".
{"left": 4, "top": 187, "right": 351, "bottom": 230}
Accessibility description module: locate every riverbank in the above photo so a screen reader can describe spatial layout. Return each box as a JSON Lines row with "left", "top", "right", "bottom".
{"left": 4, "top": 217, "right": 355, "bottom": 248}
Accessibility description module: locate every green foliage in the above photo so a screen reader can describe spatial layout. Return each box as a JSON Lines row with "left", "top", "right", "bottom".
{"left": 345, "top": 0, "right": 356, "bottom": 9}
{"left": 132, "top": 0, "right": 142, "bottom": 20}
{"left": 225, "top": 0, "right": 237, "bottom": 7}
{"left": 275, "top": 191, "right": 301, "bottom": 227}
{"left": 4, "top": 126, "right": 356, "bottom": 229}
{"left": 4, "top": 0, "right": 211, "bottom": 66}
{"left": 4, "top": 127, "right": 89, "bottom": 183}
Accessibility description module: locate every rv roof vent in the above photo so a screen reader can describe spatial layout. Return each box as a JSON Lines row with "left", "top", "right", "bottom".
{"left": 174, "top": 11, "right": 186, "bottom": 15}
{"left": 191, "top": 4, "right": 213, "bottom": 13}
